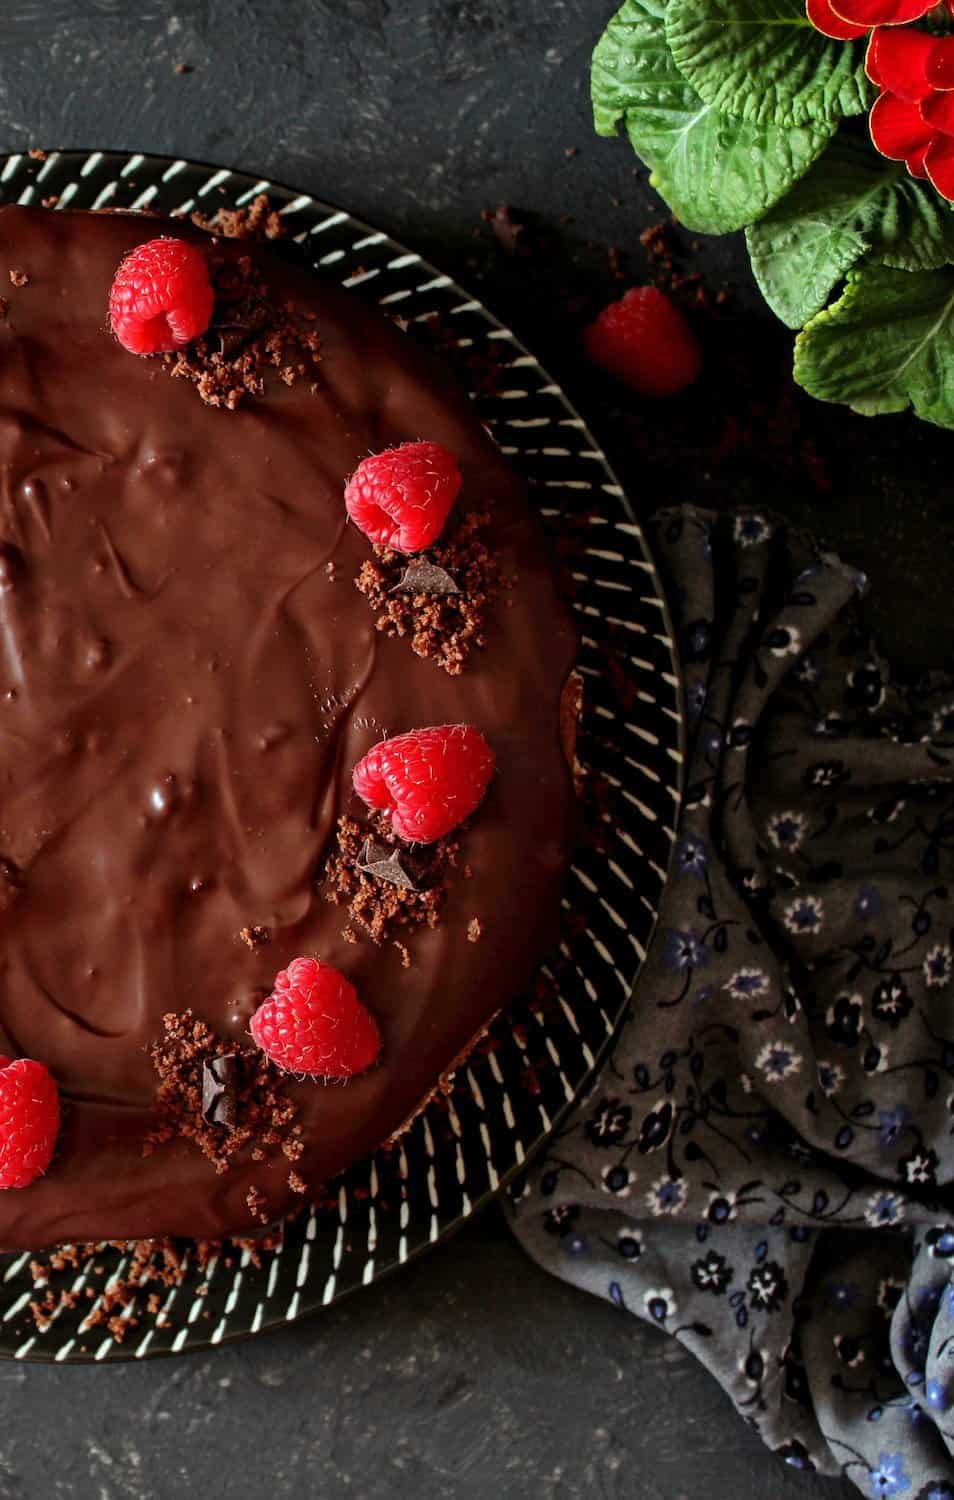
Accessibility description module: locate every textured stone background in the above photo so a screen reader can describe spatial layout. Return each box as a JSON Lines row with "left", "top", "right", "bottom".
{"left": 0, "top": 0, "right": 935, "bottom": 1493}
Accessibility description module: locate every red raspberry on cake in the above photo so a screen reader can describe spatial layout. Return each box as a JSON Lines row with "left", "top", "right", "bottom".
{"left": 584, "top": 286, "right": 701, "bottom": 398}
{"left": 250, "top": 957, "right": 381, "bottom": 1078}
{"left": 353, "top": 723, "right": 495, "bottom": 843}
{"left": 108, "top": 237, "right": 215, "bottom": 355}
{"left": 345, "top": 440, "right": 461, "bottom": 552}
{"left": 0, "top": 1056, "right": 60, "bottom": 1190}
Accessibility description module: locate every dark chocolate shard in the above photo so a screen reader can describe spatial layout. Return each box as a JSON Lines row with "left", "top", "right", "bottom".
{"left": 201, "top": 1053, "right": 239, "bottom": 1130}
{"left": 391, "top": 559, "right": 461, "bottom": 596}
{"left": 357, "top": 838, "right": 418, "bottom": 892}
{"left": 213, "top": 304, "right": 270, "bottom": 359}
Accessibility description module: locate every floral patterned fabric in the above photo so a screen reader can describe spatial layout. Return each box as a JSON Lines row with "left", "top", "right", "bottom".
{"left": 511, "top": 506, "right": 954, "bottom": 1497}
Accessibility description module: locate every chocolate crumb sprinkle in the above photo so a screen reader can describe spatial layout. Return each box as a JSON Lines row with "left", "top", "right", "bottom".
{"left": 246, "top": 1186, "right": 269, "bottom": 1225}
{"left": 162, "top": 247, "right": 319, "bottom": 410}
{"left": 324, "top": 813, "right": 461, "bottom": 946}
{"left": 239, "top": 924, "right": 270, "bottom": 950}
{"left": 355, "top": 511, "right": 499, "bottom": 675}
{"left": 8, "top": 269, "right": 29, "bottom": 288}
{"left": 146, "top": 1010, "right": 299, "bottom": 1176}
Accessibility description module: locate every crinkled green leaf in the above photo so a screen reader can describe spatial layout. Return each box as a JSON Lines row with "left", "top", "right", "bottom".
{"left": 794, "top": 263, "right": 954, "bottom": 428}
{"left": 666, "top": 0, "right": 872, "bottom": 128}
{"left": 592, "top": 0, "right": 680, "bottom": 136}
{"left": 591, "top": 0, "right": 833, "bottom": 234}
{"left": 746, "top": 136, "right": 954, "bottom": 329}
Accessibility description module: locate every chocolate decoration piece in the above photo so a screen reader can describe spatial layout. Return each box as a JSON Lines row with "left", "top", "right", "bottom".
{"left": 213, "top": 305, "right": 270, "bottom": 359}
{"left": 391, "top": 559, "right": 461, "bottom": 596}
{"left": 0, "top": 204, "right": 577, "bottom": 1250}
{"left": 357, "top": 838, "right": 419, "bottom": 892}
{"left": 201, "top": 1054, "right": 239, "bottom": 1130}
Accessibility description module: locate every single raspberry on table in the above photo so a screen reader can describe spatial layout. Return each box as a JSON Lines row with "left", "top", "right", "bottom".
{"left": 108, "top": 237, "right": 215, "bottom": 355}
{"left": 353, "top": 723, "right": 495, "bottom": 844}
{"left": 344, "top": 441, "right": 461, "bottom": 552}
{"left": 584, "top": 286, "right": 701, "bottom": 398}
{"left": 250, "top": 957, "right": 381, "bottom": 1078}
{"left": 0, "top": 1056, "right": 60, "bottom": 1190}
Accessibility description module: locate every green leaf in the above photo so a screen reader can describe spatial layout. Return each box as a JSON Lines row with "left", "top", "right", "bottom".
{"left": 592, "top": 0, "right": 681, "bottom": 137}
{"left": 794, "top": 263, "right": 954, "bottom": 428}
{"left": 746, "top": 135, "right": 954, "bottom": 329}
{"left": 591, "top": 0, "right": 833, "bottom": 234}
{"left": 666, "top": 0, "right": 872, "bottom": 128}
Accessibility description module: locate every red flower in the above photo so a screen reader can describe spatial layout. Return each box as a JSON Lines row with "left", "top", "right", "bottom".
{"left": 807, "top": 0, "right": 941, "bottom": 36}
{"left": 867, "top": 28, "right": 954, "bottom": 197}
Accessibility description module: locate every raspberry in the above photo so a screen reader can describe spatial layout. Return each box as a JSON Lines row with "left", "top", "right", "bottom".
{"left": 108, "top": 237, "right": 215, "bottom": 355}
{"left": 345, "top": 441, "right": 461, "bottom": 552}
{"left": 0, "top": 1056, "right": 60, "bottom": 1190}
{"left": 352, "top": 723, "right": 495, "bottom": 843}
{"left": 250, "top": 957, "right": 380, "bottom": 1078}
{"left": 584, "top": 286, "right": 701, "bottom": 398}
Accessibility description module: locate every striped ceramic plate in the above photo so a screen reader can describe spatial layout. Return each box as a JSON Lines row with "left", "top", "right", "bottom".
{"left": 0, "top": 151, "right": 683, "bottom": 1361}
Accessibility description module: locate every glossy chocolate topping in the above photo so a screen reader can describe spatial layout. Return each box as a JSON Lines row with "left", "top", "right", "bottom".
{"left": 0, "top": 205, "right": 577, "bottom": 1248}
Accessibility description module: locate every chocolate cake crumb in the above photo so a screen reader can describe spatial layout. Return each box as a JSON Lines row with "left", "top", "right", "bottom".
{"left": 25, "top": 1227, "right": 288, "bottom": 1344}
{"left": 174, "top": 61, "right": 194, "bottom": 75}
{"left": 323, "top": 813, "right": 461, "bottom": 946}
{"left": 640, "top": 219, "right": 679, "bottom": 274}
{"left": 467, "top": 918, "right": 484, "bottom": 943}
{"left": 239, "top": 924, "right": 270, "bottom": 949}
{"left": 393, "top": 940, "right": 411, "bottom": 969}
{"left": 355, "top": 511, "right": 500, "bottom": 674}
{"left": 482, "top": 203, "right": 528, "bottom": 257}
{"left": 8, "top": 269, "right": 29, "bottom": 288}
{"left": 28, "top": 148, "right": 46, "bottom": 161}
{"left": 246, "top": 1186, "right": 269, "bottom": 1225}
{"left": 146, "top": 1010, "right": 299, "bottom": 1175}
{"left": 40, "top": 195, "right": 59, "bottom": 210}
{"left": 287, "top": 1171, "right": 307, "bottom": 1195}
{"left": 190, "top": 192, "right": 285, "bottom": 242}
{"left": 162, "top": 250, "right": 320, "bottom": 409}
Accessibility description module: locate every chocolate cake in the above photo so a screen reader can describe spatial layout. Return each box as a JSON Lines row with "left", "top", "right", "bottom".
{"left": 0, "top": 204, "right": 578, "bottom": 1249}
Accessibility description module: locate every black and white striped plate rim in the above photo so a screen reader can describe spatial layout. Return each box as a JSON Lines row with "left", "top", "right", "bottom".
{"left": 0, "top": 150, "right": 684, "bottom": 1361}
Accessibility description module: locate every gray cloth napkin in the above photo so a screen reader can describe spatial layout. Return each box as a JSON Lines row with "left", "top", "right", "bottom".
{"left": 511, "top": 505, "right": 954, "bottom": 1498}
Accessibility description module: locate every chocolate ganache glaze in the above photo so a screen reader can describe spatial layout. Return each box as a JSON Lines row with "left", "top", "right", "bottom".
{"left": 0, "top": 205, "right": 577, "bottom": 1248}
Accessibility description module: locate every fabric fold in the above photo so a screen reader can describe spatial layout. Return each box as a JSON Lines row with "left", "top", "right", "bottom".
{"left": 511, "top": 505, "right": 954, "bottom": 1495}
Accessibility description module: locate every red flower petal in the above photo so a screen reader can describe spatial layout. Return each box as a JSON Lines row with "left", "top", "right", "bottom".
{"left": 806, "top": 0, "right": 869, "bottom": 37}
{"left": 906, "top": 142, "right": 931, "bottom": 177}
{"left": 866, "top": 27, "right": 934, "bottom": 101}
{"left": 869, "top": 90, "right": 934, "bottom": 160}
{"left": 926, "top": 37, "right": 954, "bottom": 91}
{"left": 832, "top": 0, "right": 934, "bottom": 24}
{"left": 925, "top": 133, "right": 954, "bottom": 198}
{"left": 922, "top": 88, "right": 954, "bottom": 134}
